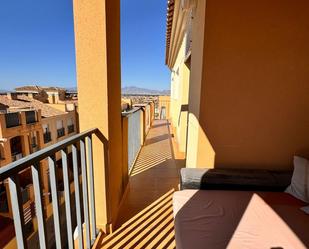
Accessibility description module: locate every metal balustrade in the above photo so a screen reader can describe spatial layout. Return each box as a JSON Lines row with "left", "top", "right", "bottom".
{"left": 0, "top": 128, "right": 99, "bottom": 249}
{"left": 125, "top": 108, "right": 142, "bottom": 171}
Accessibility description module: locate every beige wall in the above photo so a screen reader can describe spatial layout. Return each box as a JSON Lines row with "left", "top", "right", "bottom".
{"left": 41, "top": 111, "right": 77, "bottom": 148}
{"left": 170, "top": 38, "right": 190, "bottom": 154}
{"left": 186, "top": 0, "right": 216, "bottom": 168}
{"left": 0, "top": 111, "right": 43, "bottom": 167}
{"left": 187, "top": 0, "right": 309, "bottom": 170}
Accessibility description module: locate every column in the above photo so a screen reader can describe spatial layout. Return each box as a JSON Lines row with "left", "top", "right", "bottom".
{"left": 73, "top": 0, "right": 123, "bottom": 232}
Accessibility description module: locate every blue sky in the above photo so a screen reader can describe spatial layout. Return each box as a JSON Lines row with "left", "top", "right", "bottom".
{"left": 0, "top": 0, "right": 170, "bottom": 91}
{"left": 121, "top": 0, "right": 170, "bottom": 90}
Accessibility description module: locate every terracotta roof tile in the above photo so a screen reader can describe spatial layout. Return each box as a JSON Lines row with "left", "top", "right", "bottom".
{"left": 15, "top": 85, "right": 66, "bottom": 93}
{"left": 165, "top": 0, "right": 175, "bottom": 64}
{"left": 0, "top": 95, "right": 66, "bottom": 118}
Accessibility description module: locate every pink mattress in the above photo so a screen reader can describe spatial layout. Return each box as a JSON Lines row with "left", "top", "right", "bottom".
{"left": 173, "top": 190, "right": 309, "bottom": 249}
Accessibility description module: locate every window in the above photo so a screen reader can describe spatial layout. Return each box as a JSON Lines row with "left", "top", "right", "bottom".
{"left": 25, "top": 111, "right": 36, "bottom": 124}
{"left": 31, "top": 136, "right": 36, "bottom": 148}
{"left": 42, "top": 124, "right": 49, "bottom": 133}
{"left": 67, "top": 118, "right": 74, "bottom": 134}
{"left": 5, "top": 112, "right": 20, "bottom": 128}
{"left": 10, "top": 136, "right": 23, "bottom": 161}
{"left": 43, "top": 124, "right": 52, "bottom": 144}
{"left": 57, "top": 120, "right": 65, "bottom": 138}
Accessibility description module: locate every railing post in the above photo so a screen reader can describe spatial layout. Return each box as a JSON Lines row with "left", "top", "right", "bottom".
{"left": 80, "top": 139, "right": 91, "bottom": 248}
{"left": 72, "top": 144, "right": 84, "bottom": 249}
{"left": 48, "top": 155, "right": 62, "bottom": 249}
{"left": 86, "top": 136, "right": 97, "bottom": 243}
{"left": 31, "top": 163, "right": 47, "bottom": 249}
{"left": 61, "top": 149, "right": 74, "bottom": 249}
{"left": 8, "top": 174, "right": 28, "bottom": 249}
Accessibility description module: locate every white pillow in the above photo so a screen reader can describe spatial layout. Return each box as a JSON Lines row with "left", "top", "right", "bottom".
{"left": 285, "top": 156, "right": 309, "bottom": 203}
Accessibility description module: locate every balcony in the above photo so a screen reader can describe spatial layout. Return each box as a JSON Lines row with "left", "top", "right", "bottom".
{"left": 0, "top": 118, "right": 183, "bottom": 248}
{"left": 25, "top": 111, "right": 37, "bottom": 125}
{"left": 67, "top": 124, "right": 75, "bottom": 134}
{"left": 57, "top": 128, "right": 65, "bottom": 138}
{"left": 43, "top": 132, "right": 52, "bottom": 144}
{"left": 104, "top": 120, "right": 182, "bottom": 249}
{"left": 5, "top": 112, "right": 20, "bottom": 128}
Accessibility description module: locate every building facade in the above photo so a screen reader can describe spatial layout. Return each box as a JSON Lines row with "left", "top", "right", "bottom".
{"left": 0, "top": 95, "right": 78, "bottom": 248}
{"left": 166, "top": 0, "right": 309, "bottom": 170}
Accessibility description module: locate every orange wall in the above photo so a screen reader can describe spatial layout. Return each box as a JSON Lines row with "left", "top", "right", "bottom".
{"left": 199, "top": 0, "right": 309, "bottom": 170}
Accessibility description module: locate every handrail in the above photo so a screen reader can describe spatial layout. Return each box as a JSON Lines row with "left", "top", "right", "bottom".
{"left": 0, "top": 128, "right": 97, "bottom": 182}
{"left": 121, "top": 106, "right": 142, "bottom": 116}
{"left": 0, "top": 127, "right": 99, "bottom": 249}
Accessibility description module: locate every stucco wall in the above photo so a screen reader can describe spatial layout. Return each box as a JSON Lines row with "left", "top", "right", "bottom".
{"left": 198, "top": 0, "right": 309, "bottom": 170}
{"left": 170, "top": 38, "right": 190, "bottom": 154}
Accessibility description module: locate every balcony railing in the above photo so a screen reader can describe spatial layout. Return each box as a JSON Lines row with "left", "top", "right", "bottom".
{"left": 57, "top": 128, "right": 65, "bottom": 138}
{"left": 25, "top": 111, "right": 37, "bottom": 124}
{"left": 123, "top": 108, "right": 142, "bottom": 171}
{"left": 5, "top": 112, "right": 20, "bottom": 128}
{"left": 68, "top": 124, "right": 75, "bottom": 134}
{"left": 0, "top": 129, "right": 99, "bottom": 249}
{"left": 11, "top": 153, "right": 23, "bottom": 162}
{"left": 43, "top": 132, "right": 52, "bottom": 144}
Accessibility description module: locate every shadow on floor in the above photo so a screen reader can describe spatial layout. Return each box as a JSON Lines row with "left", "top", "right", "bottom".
{"left": 99, "top": 120, "right": 184, "bottom": 248}
{"left": 151, "top": 121, "right": 171, "bottom": 129}
{"left": 144, "top": 134, "right": 171, "bottom": 146}
{"left": 97, "top": 189, "right": 176, "bottom": 249}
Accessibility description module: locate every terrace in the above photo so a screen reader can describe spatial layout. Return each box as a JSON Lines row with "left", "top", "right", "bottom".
{"left": 0, "top": 117, "right": 180, "bottom": 248}
{"left": 1, "top": 0, "right": 309, "bottom": 248}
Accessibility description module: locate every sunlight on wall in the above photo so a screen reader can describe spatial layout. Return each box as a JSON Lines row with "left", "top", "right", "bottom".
{"left": 186, "top": 113, "right": 215, "bottom": 168}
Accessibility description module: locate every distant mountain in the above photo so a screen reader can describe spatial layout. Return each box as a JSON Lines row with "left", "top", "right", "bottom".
{"left": 64, "top": 86, "right": 170, "bottom": 96}
{"left": 122, "top": 86, "right": 170, "bottom": 96}
{"left": 0, "top": 89, "right": 8, "bottom": 94}
{"left": 66, "top": 87, "right": 77, "bottom": 93}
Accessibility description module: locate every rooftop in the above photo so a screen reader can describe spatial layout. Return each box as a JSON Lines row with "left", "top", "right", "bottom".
{"left": 0, "top": 95, "right": 66, "bottom": 117}
{"left": 15, "top": 85, "right": 66, "bottom": 93}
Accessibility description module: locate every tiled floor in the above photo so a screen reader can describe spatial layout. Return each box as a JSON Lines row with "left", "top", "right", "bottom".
{"left": 97, "top": 119, "right": 184, "bottom": 249}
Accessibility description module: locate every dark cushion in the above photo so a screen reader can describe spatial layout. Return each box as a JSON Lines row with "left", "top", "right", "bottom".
{"left": 180, "top": 168, "right": 292, "bottom": 192}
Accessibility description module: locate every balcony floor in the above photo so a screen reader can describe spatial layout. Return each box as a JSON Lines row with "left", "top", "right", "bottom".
{"left": 97, "top": 119, "right": 184, "bottom": 249}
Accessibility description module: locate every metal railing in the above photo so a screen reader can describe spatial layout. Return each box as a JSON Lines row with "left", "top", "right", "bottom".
{"left": 0, "top": 128, "right": 99, "bottom": 249}
{"left": 25, "top": 111, "right": 37, "bottom": 124}
{"left": 5, "top": 112, "right": 20, "bottom": 128}
{"left": 11, "top": 153, "right": 23, "bottom": 162}
{"left": 125, "top": 108, "right": 142, "bottom": 171}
